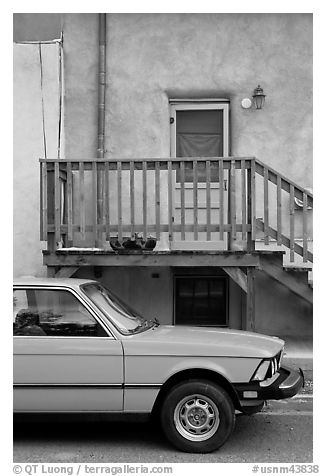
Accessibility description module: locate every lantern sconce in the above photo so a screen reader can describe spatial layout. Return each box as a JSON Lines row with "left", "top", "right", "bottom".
{"left": 252, "top": 84, "right": 266, "bottom": 110}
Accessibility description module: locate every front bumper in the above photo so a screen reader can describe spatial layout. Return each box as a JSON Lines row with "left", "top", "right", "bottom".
{"left": 234, "top": 366, "right": 304, "bottom": 410}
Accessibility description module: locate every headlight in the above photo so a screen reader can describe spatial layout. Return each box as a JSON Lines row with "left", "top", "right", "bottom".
{"left": 251, "top": 350, "right": 283, "bottom": 381}
{"left": 251, "top": 360, "right": 271, "bottom": 381}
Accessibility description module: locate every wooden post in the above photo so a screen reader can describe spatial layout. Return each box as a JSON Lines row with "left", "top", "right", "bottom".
{"left": 276, "top": 175, "right": 282, "bottom": 245}
{"left": 168, "top": 160, "right": 173, "bottom": 243}
{"left": 47, "top": 163, "right": 56, "bottom": 252}
{"left": 193, "top": 159, "right": 198, "bottom": 241}
{"left": 92, "top": 162, "right": 98, "bottom": 247}
{"left": 143, "top": 161, "right": 147, "bottom": 239}
{"left": 206, "top": 160, "right": 211, "bottom": 241}
{"left": 241, "top": 159, "right": 246, "bottom": 241}
{"left": 117, "top": 161, "right": 122, "bottom": 242}
{"left": 289, "top": 184, "right": 295, "bottom": 262}
{"left": 264, "top": 167, "right": 269, "bottom": 245}
{"left": 180, "top": 161, "right": 185, "bottom": 240}
{"left": 130, "top": 161, "right": 135, "bottom": 239}
{"left": 104, "top": 161, "right": 110, "bottom": 240}
{"left": 155, "top": 161, "right": 161, "bottom": 240}
{"left": 66, "top": 162, "right": 73, "bottom": 246}
{"left": 219, "top": 159, "right": 224, "bottom": 241}
{"left": 47, "top": 266, "right": 56, "bottom": 277}
{"left": 246, "top": 267, "right": 255, "bottom": 331}
{"left": 79, "top": 162, "right": 86, "bottom": 242}
{"left": 247, "top": 160, "right": 255, "bottom": 252}
{"left": 40, "top": 162, "right": 48, "bottom": 241}
{"left": 302, "top": 192, "right": 308, "bottom": 262}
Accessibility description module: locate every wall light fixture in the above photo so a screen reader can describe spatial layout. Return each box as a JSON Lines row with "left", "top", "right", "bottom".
{"left": 252, "top": 85, "right": 266, "bottom": 110}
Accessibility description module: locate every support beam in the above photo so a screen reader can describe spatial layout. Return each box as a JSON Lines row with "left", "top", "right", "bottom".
{"left": 246, "top": 268, "right": 255, "bottom": 331}
{"left": 43, "top": 250, "right": 263, "bottom": 268}
{"left": 222, "top": 267, "right": 248, "bottom": 293}
{"left": 54, "top": 267, "right": 79, "bottom": 278}
{"left": 47, "top": 266, "right": 56, "bottom": 277}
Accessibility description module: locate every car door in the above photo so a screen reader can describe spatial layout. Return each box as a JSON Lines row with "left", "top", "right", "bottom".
{"left": 13, "top": 285, "right": 124, "bottom": 412}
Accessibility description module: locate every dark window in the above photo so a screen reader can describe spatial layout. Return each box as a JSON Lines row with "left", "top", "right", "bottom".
{"left": 13, "top": 288, "right": 108, "bottom": 337}
{"left": 175, "top": 109, "right": 224, "bottom": 182}
{"left": 175, "top": 277, "right": 227, "bottom": 326}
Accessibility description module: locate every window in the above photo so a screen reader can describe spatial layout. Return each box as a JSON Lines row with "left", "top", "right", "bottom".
{"left": 175, "top": 276, "right": 228, "bottom": 326}
{"left": 13, "top": 288, "right": 108, "bottom": 337}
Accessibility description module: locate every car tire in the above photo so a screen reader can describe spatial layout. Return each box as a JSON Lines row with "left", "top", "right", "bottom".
{"left": 160, "top": 379, "right": 235, "bottom": 453}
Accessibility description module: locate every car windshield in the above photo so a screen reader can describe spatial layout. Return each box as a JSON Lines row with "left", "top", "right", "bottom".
{"left": 81, "top": 283, "right": 159, "bottom": 335}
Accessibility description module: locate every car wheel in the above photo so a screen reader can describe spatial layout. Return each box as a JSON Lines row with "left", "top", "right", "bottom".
{"left": 160, "top": 379, "right": 235, "bottom": 453}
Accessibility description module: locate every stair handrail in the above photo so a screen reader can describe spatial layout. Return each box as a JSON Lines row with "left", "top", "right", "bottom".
{"left": 254, "top": 157, "right": 313, "bottom": 263}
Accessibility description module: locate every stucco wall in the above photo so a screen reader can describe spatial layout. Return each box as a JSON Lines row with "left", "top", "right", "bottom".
{"left": 13, "top": 43, "right": 61, "bottom": 277}
{"left": 104, "top": 13, "right": 312, "bottom": 188}
{"left": 61, "top": 13, "right": 312, "bottom": 187}
{"left": 62, "top": 13, "right": 99, "bottom": 158}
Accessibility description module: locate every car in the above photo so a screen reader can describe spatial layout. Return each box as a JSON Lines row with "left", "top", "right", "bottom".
{"left": 13, "top": 277, "right": 304, "bottom": 453}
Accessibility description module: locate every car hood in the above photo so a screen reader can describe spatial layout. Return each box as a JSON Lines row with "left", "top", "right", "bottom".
{"left": 125, "top": 325, "right": 284, "bottom": 358}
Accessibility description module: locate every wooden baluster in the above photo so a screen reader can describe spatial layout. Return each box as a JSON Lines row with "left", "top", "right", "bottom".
{"left": 180, "top": 161, "right": 185, "bottom": 240}
{"left": 92, "top": 162, "right": 98, "bottom": 247}
{"left": 155, "top": 161, "right": 161, "bottom": 240}
{"left": 230, "top": 160, "right": 236, "bottom": 242}
{"left": 143, "top": 161, "right": 147, "bottom": 239}
{"left": 193, "top": 159, "right": 198, "bottom": 240}
{"left": 130, "top": 161, "right": 135, "bottom": 239}
{"left": 289, "top": 184, "right": 295, "bottom": 262}
{"left": 247, "top": 159, "right": 256, "bottom": 251}
{"left": 79, "top": 162, "right": 86, "bottom": 241}
{"left": 168, "top": 160, "right": 173, "bottom": 242}
{"left": 277, "top": 175, "right": 282, "bottom": 245}
{"left": 303, "top": 192, "right": 308, "bottom": 262}
{"left": 54, "top": 162, "right": 61, "bottom": 246}
{"left": 66, "top": 162, "right": 73, "bottom": 245}
{"left": 241, "top": 159, "right": 246, "bottom": 240}
{"left": 264, "top": 167, "right": 269, "bottom": 245}
{"left": 40, "top": 162, "right": 48, "bottom": 241}
{"left": 251, "top": 159, "right": 256, "bottom": 241}
{"left": 97, "top": 163, "right": 104, "bottom": 248}
{"left": 206, "top": 160, "right": 211, "bottom": 241}
{"left": 219, "top": 159, "right": 224, "bottom": 240}
{"left": 104, "top": 161, "right": 110, "bottom": 240}
{"left": 117, "top": 161, "right": 122, "bottom": 242}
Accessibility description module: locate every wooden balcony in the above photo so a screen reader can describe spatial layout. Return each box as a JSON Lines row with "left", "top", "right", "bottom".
{"left": 40, "top": 157, "right": 313, "bottom": 268}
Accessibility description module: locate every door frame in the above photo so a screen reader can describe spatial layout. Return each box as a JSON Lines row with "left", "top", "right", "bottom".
{"left": 169, "top": 99, "right": 230, "bottom": 250}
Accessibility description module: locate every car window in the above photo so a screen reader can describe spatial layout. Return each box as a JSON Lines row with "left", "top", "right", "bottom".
{"left": 13, "top": 288, "right": 109, "bottom": 337}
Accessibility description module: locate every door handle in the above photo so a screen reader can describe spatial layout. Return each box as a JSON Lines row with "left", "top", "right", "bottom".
{"left": 224, "top": 180, "right": 227, "bottom": 191}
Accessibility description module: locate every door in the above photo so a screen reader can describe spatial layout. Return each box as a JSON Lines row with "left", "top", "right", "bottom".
{"left": 13, "top": 286, "right": 124, "bottom": 412}
{"left": 170, "top": 100, "right": 229, "bottom": 250}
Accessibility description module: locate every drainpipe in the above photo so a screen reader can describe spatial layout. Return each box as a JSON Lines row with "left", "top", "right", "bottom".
{"left": 97, "top": 13, "right": 106, "bottom": 158}
{"left": 96, "top": 13, "right": 106, "bottom": 247}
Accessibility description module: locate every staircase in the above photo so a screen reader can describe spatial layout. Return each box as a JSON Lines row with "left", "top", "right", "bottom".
{"left": 258, "top": 253, "right": 312, "bottom": 304}
{"left": 252, "top": 159, "right": 313, "bottom": 305}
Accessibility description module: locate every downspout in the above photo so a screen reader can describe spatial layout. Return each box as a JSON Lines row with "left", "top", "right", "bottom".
{"left": 96, "top": 14, "right": 106, "bottom": 246}
{"left": 97, "top": 13, "right": 106, "bottom": 158}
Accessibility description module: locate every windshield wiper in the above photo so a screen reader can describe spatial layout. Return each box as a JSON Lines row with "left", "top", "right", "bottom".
{"left": 150, "top": 317, "right": 160, "bottom": 327}
{"left": 132, "top": 317, "right": 160, "bottom": 334}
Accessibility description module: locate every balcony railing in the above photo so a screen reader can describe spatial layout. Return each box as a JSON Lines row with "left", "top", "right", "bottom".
{"left": 40, "top": 157, "right": 313, "bottom": 263}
